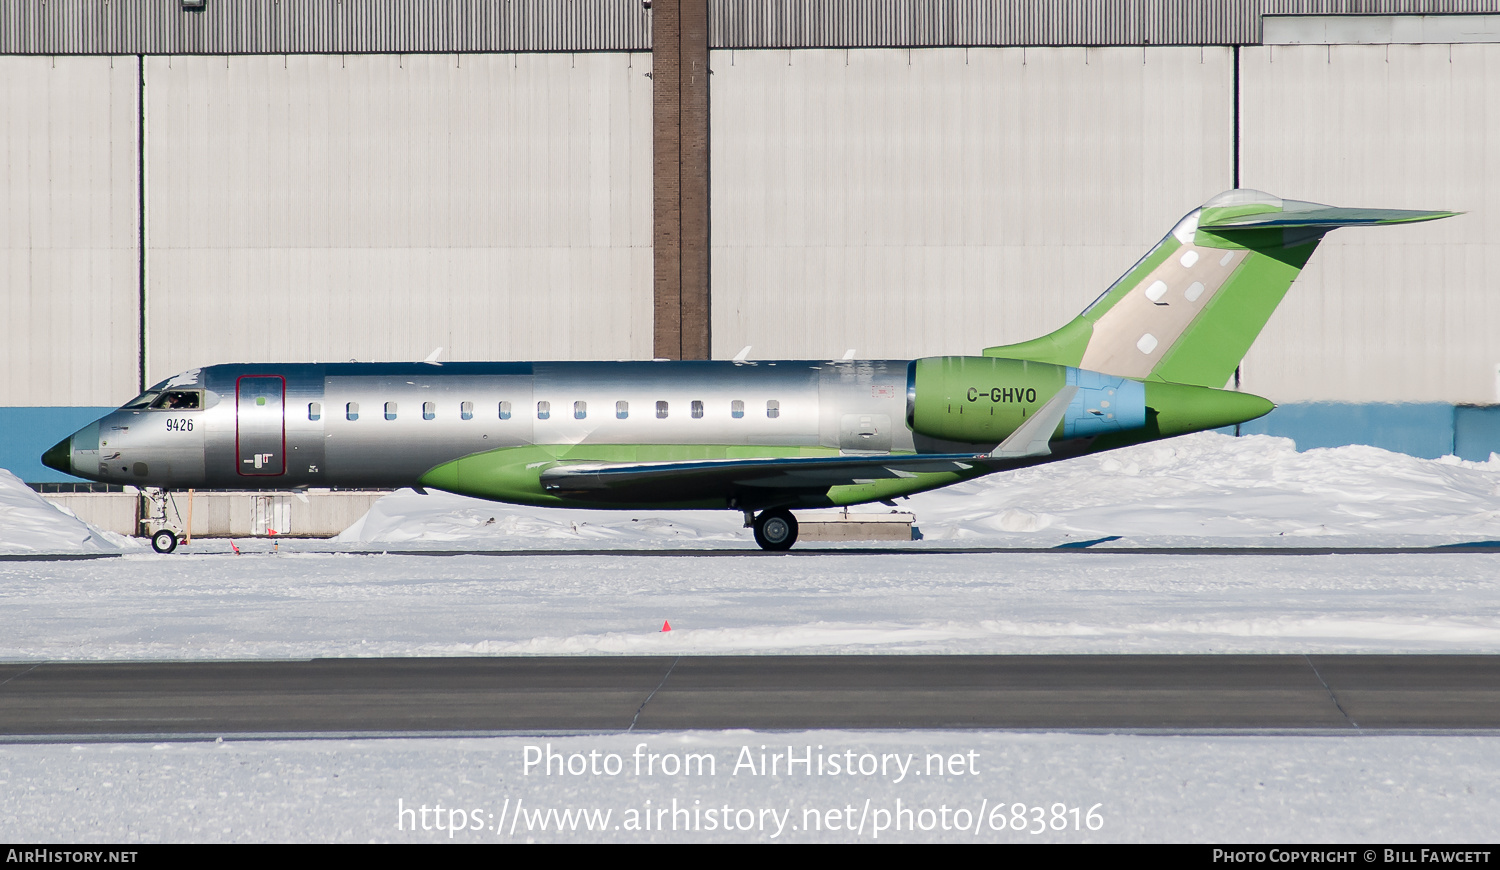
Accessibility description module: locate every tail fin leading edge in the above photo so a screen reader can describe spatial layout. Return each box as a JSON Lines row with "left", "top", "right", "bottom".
{"left": 984, "top": 189, "right": 1457, "bottom": 388}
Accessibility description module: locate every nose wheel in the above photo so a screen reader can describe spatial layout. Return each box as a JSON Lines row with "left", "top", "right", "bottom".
{"left": 151, "top": 529, "right": 179, "bottom": 554}
{"left": 752, "top": 508, "right": 799, "bottom": 551}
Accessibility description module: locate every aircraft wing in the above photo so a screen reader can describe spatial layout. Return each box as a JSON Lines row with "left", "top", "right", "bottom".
{"left": 538, "top": 451, "right": 1001, "bottom": 493}
{"left": 539, "top": 384, "right": 1076, "bottom": 497}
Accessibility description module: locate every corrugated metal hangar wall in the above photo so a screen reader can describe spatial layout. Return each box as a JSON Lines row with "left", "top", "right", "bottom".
{"left": 710, "top": 46, "right": 1236, "bottom": 363}
{"left": 5, "top": 0, "right": 1500, "bottom": 489}
{"left": 711, "top": 40, "right": 1500, "bottom": 408}
{"left": 3, "top": 52, "right": 654, "bottom": 408}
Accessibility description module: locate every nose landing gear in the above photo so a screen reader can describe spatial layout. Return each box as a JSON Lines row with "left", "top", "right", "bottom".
{"left": 749, "top": 508, "right": 799, "bottom": 551}
{"left": 141, "top": 487, "right": 184, "bottom": 553}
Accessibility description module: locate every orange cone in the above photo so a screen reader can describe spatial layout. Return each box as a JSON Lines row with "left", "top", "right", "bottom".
{"left": 661, "top": 620, "right": 672, "bottom": 632}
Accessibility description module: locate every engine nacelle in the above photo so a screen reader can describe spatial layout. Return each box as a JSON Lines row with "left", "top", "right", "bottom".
{"left": 907, "top": 356, "right": 1146, "bottom": 444}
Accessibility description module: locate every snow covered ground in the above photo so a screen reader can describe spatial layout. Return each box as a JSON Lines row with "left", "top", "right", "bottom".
{"left": 4, "top": 433, "right": 1500, "bottom": 842}
{"left": 4, "top": 434, "right": 1500, "bottom": 660}
{"left": 333, "top": 434, "right": 1500, "bottom": 549}
{"left": 6, "top": 732, "right": 1499, "bottom": 843}
{"left": 6, "top": 546, "right": 1500, "bottom": 659}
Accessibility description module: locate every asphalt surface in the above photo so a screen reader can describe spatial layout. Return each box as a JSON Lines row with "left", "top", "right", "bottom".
{"left": 4, "top": 655, "right": 1500, "bottom": 739}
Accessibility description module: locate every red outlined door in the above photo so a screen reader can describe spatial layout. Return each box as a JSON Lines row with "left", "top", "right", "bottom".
{"left": 236, "top": 375, "right": 286, "bottom": 476}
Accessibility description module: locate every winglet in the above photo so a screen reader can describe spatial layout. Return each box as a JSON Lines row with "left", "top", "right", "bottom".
{"left": 989, "top": 386, "right": 1078, "bottom": 459}
{"left": 732, "top": 346, "right": 752, "bottom": 364}
{"left": 1199, "top": 201, "right": 1459, "bottom": 231}
{"left": 422, "top": 347, "right": 444, "bottom": 365}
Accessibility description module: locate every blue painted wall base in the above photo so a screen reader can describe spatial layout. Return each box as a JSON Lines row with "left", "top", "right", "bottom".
{"left": 1455, "top": 406, "right": 1500, "bottom": 462}
{"left": 0, "top": 407, "right": 116, "bottom": 484}
{"left": 6, "top": 402, "right": 1500, "bottom": 485}
{"left": 1237, "top": 403, "right": 1456, "bottom": 460}
{"left": 1224, "top": 403, "right": 1500, "bottom": 461}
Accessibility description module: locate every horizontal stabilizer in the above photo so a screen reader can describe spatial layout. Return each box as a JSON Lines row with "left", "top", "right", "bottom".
{"left": 1200, "top": 204, "right": 1458, "bottom": 231}
{"left": 989, "top": 385, "right": 1076, "bottom": 459}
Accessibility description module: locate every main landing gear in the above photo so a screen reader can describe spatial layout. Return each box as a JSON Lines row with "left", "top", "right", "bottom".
{"left": 748, "top": 508, "right": 799, "bottom": 551}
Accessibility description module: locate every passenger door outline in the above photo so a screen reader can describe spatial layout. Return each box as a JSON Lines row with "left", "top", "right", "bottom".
{"left": 236, "top": 375, "right": 286, "bottom": 476}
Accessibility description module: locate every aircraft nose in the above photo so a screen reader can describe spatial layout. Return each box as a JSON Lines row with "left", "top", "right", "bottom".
{"left": 41, "top": 436, "right": 72, "bottom": 475}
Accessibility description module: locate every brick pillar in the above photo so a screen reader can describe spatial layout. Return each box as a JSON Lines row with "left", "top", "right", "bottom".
{"left": 652, "top": 0, "right": 711, "bottom": 360}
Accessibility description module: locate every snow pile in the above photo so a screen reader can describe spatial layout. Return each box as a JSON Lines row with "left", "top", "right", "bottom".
{"left": 0, "top": 469, "right": 125, "bottom": 555}
{"left": 907, "top": 433, "right": 1500, "bottom": 541}
{"left": 335, "top": 434, "right": 1500, "bottom": 547}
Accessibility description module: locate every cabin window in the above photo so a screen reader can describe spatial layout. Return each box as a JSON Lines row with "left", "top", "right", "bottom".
{"left": 384, "top": 402, "right": 398, "bottom": 421}
{"left": 537, "top": 401, "right": 551, "bottom": 420}
{"left": 691, "top": 400, "right": 704, "bottom": 419}
{"left": 461, "top": 401, "right": 473, "bottom": 421}
{"left": 656, "top": 401, "right": 669, "bottom": 419}
{"left": 766, "top": 400, "right": 781, "bottom": 419}
{"left": 346, "top": 402, "right": 359, "bottom": 421}
{"left": 308, "top": 402, "right": 321, "bottom": 421}
{"left": 423, "top": 401, "right": 436, "bottom": 421}
{"left": 499, "top": 401, "right": 512, "bottom": 420}
{"left": 616, "top": 400, "right": 629, "bottom": 420}
{"left": 731, "top": 400, "right": 744, "bottom": 419}
{"left": 574, "top": 401, "right": 587, "bottom": 420}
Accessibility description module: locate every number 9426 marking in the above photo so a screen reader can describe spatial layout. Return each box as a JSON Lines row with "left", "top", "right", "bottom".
{"left": 165, "top": 418, "right": 195, "bottom": 432}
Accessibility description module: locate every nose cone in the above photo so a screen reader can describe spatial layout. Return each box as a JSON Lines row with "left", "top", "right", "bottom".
{"left": 1144, "top": 381, "right": 1275, "bottom": 438}
{"left": 41, "top": 436, "right": 72, "bottom": 475}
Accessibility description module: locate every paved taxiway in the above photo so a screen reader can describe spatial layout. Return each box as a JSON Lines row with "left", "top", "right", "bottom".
{"left": 3, "top": 655, "right": 1499, "bottom": 739}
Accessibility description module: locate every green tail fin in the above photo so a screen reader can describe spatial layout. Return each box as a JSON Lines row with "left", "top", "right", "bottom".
{"left": 984, "top": 189, "right": 1456, "bottom": 388}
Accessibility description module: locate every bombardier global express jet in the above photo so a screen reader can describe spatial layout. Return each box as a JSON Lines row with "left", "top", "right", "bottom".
{"left": 43, "top": 190, "right": 1454, "bottom": 552}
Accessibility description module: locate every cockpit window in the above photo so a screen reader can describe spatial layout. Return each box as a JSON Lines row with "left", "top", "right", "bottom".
{"left": 122, "top": 391, "right": 160, "bottom": 410}
{"left": 148, "top": 390, "right": 202, "bottom": 410}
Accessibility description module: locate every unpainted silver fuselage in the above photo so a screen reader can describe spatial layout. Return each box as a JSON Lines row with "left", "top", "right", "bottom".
{"left": 60, "top": 360, "right": 928, "bottom": 493}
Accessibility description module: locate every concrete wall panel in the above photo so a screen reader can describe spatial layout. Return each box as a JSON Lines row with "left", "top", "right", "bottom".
{"left": 1240, "top": 43, "right": 1500, "bottom": 404}
{"left": 0, "top": 57, "right": 138, "bottom": 407}
{"left": 41, "top": 490, "right": 390, "bottom": 538}
{"left": 710, "top": 46, "right": 1234, "bottom": 361}
{"left": 143, "top": 52, "right": 653, "bottom": 384}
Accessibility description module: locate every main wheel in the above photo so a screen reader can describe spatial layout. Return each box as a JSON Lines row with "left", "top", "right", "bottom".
{"left": 150, "top": 529, "right": 178, "bottom": 554}
{"left": 752, "top": 509, "right": 798, "bottom": 551}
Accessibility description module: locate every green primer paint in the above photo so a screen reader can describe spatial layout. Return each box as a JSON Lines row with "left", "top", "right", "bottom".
{"left": 979, "top": 317, "right": 1093, "bottom": 368}
{"left": 422, "top": 442, "right": 851, "bottom": 509}
{"left": 1150, "top": 239, "right": 1318, "bottom": 388}
{"left": 910, "top": 357, "right": 1068, "bottom": 443}
{"left": 1141, "top": 381, "right": 1274, "bottom": 436}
